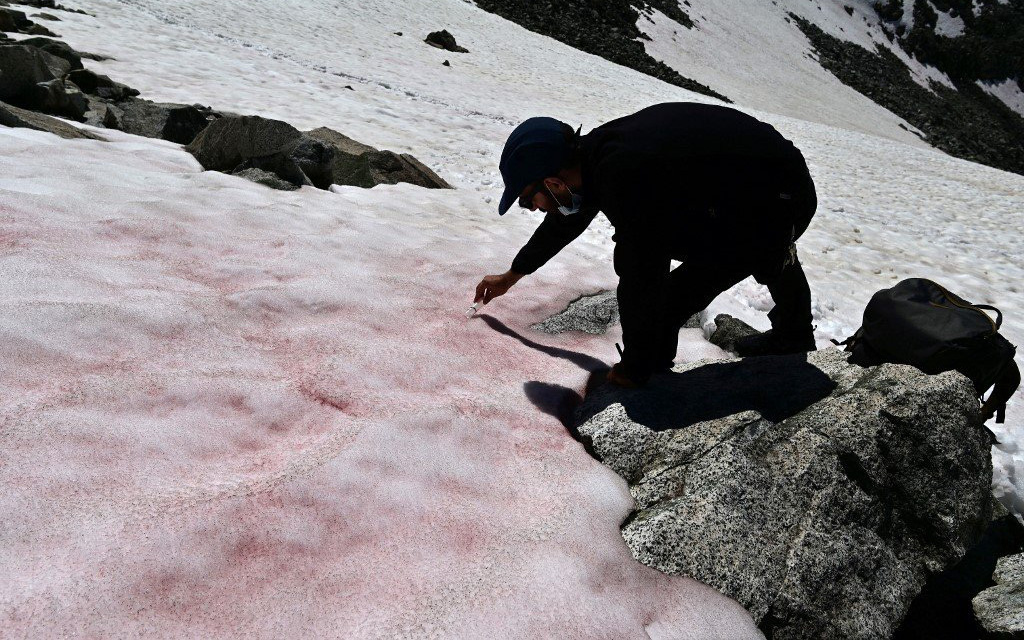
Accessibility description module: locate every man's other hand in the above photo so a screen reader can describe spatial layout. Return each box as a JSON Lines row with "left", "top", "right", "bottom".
{"left": 474, "top": 270, "right": 524, "bottom": 304}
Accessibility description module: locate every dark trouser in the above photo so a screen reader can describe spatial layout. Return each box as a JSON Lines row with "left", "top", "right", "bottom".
{"left": 650, "top": 169, "right": 817, "bottom": 371}
{"left": 650, "top": 247, "right": 814, "bottom": 370}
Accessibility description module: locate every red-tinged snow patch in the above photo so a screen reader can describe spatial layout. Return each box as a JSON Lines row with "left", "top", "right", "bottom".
{"left": 0, "top": 127, "right": 761, "bottom": 637}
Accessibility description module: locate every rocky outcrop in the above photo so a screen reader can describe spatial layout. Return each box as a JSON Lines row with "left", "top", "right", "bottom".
{"left": 575, "top": 346, "right": 993, "bottom": 639}
{"left": 0, "top": 7, "right": 31, "bottom": 33}
{"left": 975, "top": 552, "right": 1024, "bottom": 638}
{"left": 473, "top": 0, "right": 729, "bottom": 102}
{"left": 304, "top": 126, "right": 451, "bottom": 190}
{"left": 66, "top": 69, "right": 137, "bottom": 100}
{"left": 0, "top": 44, "right": 88, "bottom": 118}
{"left": 0, "top": 100, "right": 101, "bottom": 139}
{"left": 17, "top": 37, "right": 83, "bottom": 69}
{"left": 186, "top": 115, "right": 301, "bottom": 171}
{"left": 14, "top": 0, "right": 90, "bottom": 16}
{"left": 0, "top": 29, "right": 448, "bottom": 193}
{"left": 18, "top": 36, "right": 107, "bottom": 65}
{"left": 105, "top": 98, "right": 216, "bottom": 144}
{"left": 0, "top": 45, "right": 70, "bottom": 101}
{"left": 0, "top": 6, "right": 58, "bottom": 37}
{"left": 792, "top": 13, "right": 1024, "bottom": 177}
{"left": 185, "top": 117, "right": 450, "bottom": 191}
{"left": 424, "top": 29, "right": 468, "bottom": 53}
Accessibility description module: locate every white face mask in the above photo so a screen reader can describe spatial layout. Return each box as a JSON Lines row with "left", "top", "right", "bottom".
{"left": 546, "top": 184, "right": 583, "bottom": 216}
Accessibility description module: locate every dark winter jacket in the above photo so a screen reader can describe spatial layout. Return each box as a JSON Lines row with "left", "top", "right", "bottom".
{"left": 510, "top": 102, "right": 815, "bottom": 379}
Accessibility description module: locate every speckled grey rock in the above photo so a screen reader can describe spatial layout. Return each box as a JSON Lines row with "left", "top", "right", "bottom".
{"left": 532, "top": 290, "right": 619, "bottom": 334}
{"left": 575, "top": 348, "right": 992, "bottom": 639}
{"left": 975, "top": 552, "right": 1024, "bottom": 638}
{"left": 995, "top": 554, "right": 1024, "bottom": 586}
{"left": 531, "top": 289, "right": 703, "bottom": 335}
{"left": 232, "top": 167, "right": 300, "bottom": 191}
{"left": 974, "top": 582, "right": 1024, "bottom": 639}
{"left": 708, "top": 313, "right": 760, "bottom": 352}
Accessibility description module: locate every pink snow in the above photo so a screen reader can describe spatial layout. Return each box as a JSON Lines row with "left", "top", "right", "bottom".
{"left": 0, "top": 127, "right": 760, "bottom": 638}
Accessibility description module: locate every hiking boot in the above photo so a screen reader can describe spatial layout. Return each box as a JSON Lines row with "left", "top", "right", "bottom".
{"left": 733, "top": 329, "right": 816, "bottom": 357}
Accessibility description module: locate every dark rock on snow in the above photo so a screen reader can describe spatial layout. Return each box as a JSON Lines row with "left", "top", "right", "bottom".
{"left": 424, "top": 29, "right": 468, "bottom": 53}
{"left": 66, "top": 68, "right": 138, "bottom": 101}
{"left": 0, "top": 99, "right": 101, "bottom": 139}
{"left": 0, "top": 44, "right": 88, "bottom": 118}
{"left": 25, "top": 22, "right": 57, "bottom": 37}
{"left": 791, "top": 13, "right": 1024, "bottom": 178}
{"left": 0, "top": 44, "right": 70, "bottom": 103}
{"left": 110, "top": 98, "right": 216, "bottom": 144}
{"left": 186, "top": 115, "right": 302, "bottom": 172}
{"left": 161, "top": 104, "right": 216, "bottom": 145}
{"left": 305, "top": 126, "right": 451, "bottom": 190}
{"left": 473, "top": 0, "right": 729, "bottom": 102}
{"left": 232, "top": 167, "right": 300, "bottom": 191}
{"left": 82, "top": 96, "right": 118, "bottom": 128}
{"left": 531, "top": 289, "right": 702, "bottom": 335}
{"left": 16, "top": 36, "right": 83, "bottom": 69}
{"left": 232, "top": 153, "right": 311, "bottom": 189}
{"left": 575, "top": 343, "right": 994, "bottom": 639}
{"left": 0, "top": 7, "right": 31, "bottom": 32}
{"left": 0, "top": 37, "right": 450, "bottom": 194}
{"left": 186, "top": 117, "right": 449, "bottom": 191}
{"left": 31, "top": 76, "right": 87, "bottom": 118}
{"left": 34, "top": 12, "right": 61, "bottom": 21}
{"left": 708, "top": 313, "right": 761, "bottom": 352}
{"left": 17, "top": 0, "right": 90, "bottom": 16}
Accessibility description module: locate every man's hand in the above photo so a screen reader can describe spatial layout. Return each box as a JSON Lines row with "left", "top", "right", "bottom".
{"left": 474, "top": 270, "right": 524, "bottom": 305}
{"left": 607, "top": 363, "right": 640, "bottom": 388}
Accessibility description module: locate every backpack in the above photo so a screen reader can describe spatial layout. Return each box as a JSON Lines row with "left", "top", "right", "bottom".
{"left": 835, "top": 278, "right": 1020, "bottom": 424}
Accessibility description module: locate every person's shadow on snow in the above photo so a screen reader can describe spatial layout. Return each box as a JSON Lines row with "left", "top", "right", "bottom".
{"left": 476, "top": 314, "right": 835, "bottom": 435}
{"left": 475, "top": 314, "right": 608, "bottom": 433}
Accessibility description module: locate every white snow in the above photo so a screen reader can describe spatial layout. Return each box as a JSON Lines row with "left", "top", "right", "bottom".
{"left": 932, "top": 3, "right": 967, "bottom": 37}
{"left": 978, "top": 78, "right": 1024, "bottom": 117}
{"left": 2, "top": 0, "right": 1024, "bottom": 636}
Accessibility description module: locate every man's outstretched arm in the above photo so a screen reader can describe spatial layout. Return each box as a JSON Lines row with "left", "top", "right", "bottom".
{"left": 473, "top": 209, "right": 596, "bottom": 305}
{"left": 510, "top": 208, "right": 597, "bottom": 276}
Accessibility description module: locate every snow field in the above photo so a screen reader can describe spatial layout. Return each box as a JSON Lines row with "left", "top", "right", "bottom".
{"left": 2, "top": 0, "right": 1024, "bottom": 634}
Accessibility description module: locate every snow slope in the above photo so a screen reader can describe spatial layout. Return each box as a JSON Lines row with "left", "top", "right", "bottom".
{"left": 637, "top": 0, "right": 956, "bottom": 143}
{"left": 2, "top": 0, "right": 1023, "bottom": 635}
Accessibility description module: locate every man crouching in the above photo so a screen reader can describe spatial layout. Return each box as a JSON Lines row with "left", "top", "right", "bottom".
{"left": 474, "top": 102, "right": 818, "bottom": 387}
